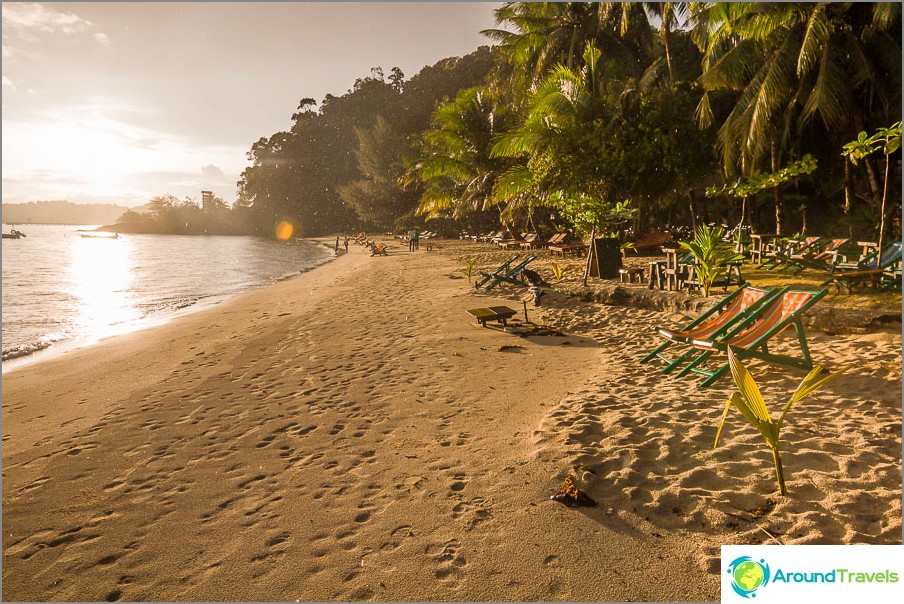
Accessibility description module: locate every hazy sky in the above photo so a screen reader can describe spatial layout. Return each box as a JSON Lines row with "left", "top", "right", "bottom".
{"left": 1, "top": 2, "right": 500, "bottom": 206}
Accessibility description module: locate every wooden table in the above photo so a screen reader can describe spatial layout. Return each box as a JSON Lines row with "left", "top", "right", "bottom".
{"left": 750, "top": 234, "right": 780, "bottom": 264}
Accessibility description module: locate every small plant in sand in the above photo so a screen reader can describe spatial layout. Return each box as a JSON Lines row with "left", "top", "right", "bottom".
{"left": 550, "top": 261, "right": 564, "bottom": 281}
{"left": 714, "top": 348, "right": 847, "bottom": 496}
{"left": 464, "top": 258, "right": 476, "bottom": 282}
{"left": 679, "top": 224, "right": 744, "bottom": 297}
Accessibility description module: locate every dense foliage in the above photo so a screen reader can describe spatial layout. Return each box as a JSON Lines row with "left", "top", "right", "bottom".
{"left": 138, "top": 3, "right": 900, "bottom": 242}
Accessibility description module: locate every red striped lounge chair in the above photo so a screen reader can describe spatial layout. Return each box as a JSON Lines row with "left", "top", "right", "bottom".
{"left": 640, "top": 284, "right": 782, "bottom": 373}
{"left": 674, "top": 288, "right": 827, "bottom": 387}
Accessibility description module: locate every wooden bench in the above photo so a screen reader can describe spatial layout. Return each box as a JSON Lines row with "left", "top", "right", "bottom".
{"left": 466, "top": 306, "right": 518, "bottom": 327}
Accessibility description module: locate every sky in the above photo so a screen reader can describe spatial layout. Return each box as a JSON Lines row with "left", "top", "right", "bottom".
{"left": 1, "top": 1, "right": 501, "bottom": 207}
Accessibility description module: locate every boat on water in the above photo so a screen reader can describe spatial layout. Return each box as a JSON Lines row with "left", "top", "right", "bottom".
{"left": 78, "top": 231, "right": 119, "bottom": 239}
{"left": 2, "top": 229, "right": 26, "bottom": 239}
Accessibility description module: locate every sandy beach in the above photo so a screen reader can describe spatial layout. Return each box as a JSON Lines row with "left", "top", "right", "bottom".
{"left": 2, "top": 237, "right": 901, "bottom": 602}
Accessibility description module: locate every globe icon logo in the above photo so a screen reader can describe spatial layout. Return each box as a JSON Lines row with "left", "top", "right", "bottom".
{"left": 727, "top": 556, "right": 770, "bottom": 598}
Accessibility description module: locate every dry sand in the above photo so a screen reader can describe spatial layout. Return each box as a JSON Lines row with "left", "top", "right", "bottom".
{"left": 2, "top": 237, "right": 901, "bottom": 602}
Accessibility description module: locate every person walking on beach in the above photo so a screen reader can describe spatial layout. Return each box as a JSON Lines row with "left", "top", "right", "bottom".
{"left": 413, "top": 229, "right": 420, "bottom": 251}
{"left": 335, "top": 237, "right": 340, "bottom": 254}
{"left": 344, "top": 237, "right": 349, "bottom": 254}
{"left": 408, "top": 229, "right": 415, "bottom": 252}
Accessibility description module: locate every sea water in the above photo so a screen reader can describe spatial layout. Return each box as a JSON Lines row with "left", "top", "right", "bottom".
{"left": 1, "top": 224, "right": 335, "bottom": 368}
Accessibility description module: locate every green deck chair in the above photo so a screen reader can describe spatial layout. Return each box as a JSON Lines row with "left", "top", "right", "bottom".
{"left": 640, "top": 284, "right": 783, "bottom": 373}
{"left": 783, "top": 238, "right": 851, "bottom": 274}
{"left": 482, "top": 255, "right": 537, "bottom": 290}
{"left": 759, "top": 236, "right": 825, "bottom": 270}
{"left": 674, "top": 288, "right": 826, "bottom": 387}
{"left": 474, "top": 254, "right": 520, "bottom": 288}
{"left": 821, "top": 242, "right": 903, "bottom": 293}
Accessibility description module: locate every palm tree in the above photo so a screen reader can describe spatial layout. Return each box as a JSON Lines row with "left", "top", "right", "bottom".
{"left": 694, "top": 2, "right": 900, "bottom": 172}
{"left": 692, "top": 2, "right": 901, "bottom": 234}
{"left": 483, "top": 2, "right": 658, "bottom": 96}
{"left": 404, "top": 88, "right": 511, "bottom": 223}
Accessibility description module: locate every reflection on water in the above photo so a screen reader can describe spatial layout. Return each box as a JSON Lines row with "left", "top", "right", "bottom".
{"left": 2, "top": 224, "right": 334, "bottom": 367}
{"left": 68, "top": 236, "right": 141, "bottom": 341}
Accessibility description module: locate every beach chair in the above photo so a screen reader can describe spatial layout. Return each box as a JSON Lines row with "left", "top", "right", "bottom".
{"left": 674, "top": 288, "right": 826, "bottom": 387}
{"left": 549, "top": 239, "right": 589, "bottom": 257}
{"left": 518, "top": 233, "right": 539, "bottom": 249}
{"left": 640, "top": 285, "right": 782, "bottom": 373}
{"left": 821, "top": 242, "right": 903, "bottom": 293}
{"left": 783, "top": 238, "right": 851, "bottom": 274}
{"left": 497, "top": 232, "right": 528, "bottom": 250}
{"left": 480, "top": 255, "right": 537, "bottom": 290}
{"left": 759, "top": 236, "right": 825, "bottom": 270}
{"left": 474, "top": 254, "right": 520, "bottom": 288}
{"left": 370, "top": 243, "right": 388, "bottom": 256}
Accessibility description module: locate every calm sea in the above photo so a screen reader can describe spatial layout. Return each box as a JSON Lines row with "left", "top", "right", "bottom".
{"left": 1, "top": 224, "right": 335, "bottom": 369}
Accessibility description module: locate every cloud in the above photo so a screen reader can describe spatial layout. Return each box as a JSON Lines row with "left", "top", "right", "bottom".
{"left": 2, "top": 4, "right": 110, "bottom": 48}
{"left": 1, "top": 3, "right": 92, "bottom": 35}
{"left": 201, "top": 164, "right": 229, "bottom": 183}
{"left": 2, "top": 75, "right": 15, "bottom": 90}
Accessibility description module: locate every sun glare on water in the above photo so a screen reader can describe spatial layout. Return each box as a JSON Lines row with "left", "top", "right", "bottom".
{"left": 68, "top": 235, "right": 141, "bottom": 342}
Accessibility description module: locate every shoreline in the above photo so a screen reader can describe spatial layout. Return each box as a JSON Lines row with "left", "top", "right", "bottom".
{"left": 3, "top": 237, "right": 900, "bottom": 601}
{"left": 1, "top": 237, "right": 339, "bottom": 373}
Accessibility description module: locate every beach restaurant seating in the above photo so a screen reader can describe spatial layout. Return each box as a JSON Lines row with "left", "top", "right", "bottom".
{"left": 640, "top": 284, "right": 781, "bottom": 373}
{"left": 474, "top": 254, "right": 521, "bottom": 288}
{"left": 478, "top": 255, "right": 537, "bottom": 290}
{"left": 673, "top": 288, "right": 827, "bottom": 388}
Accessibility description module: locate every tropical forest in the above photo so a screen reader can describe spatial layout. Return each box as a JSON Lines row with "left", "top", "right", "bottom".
{"left": 122, "top": 2, "right": 902, "bottom": 245}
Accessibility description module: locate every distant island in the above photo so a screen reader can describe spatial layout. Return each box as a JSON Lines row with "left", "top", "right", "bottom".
{"left": 2, "top": 200, "right": 133, "bottom": 226}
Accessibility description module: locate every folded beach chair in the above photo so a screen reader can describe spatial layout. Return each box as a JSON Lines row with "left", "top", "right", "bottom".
{"left": 474, "top": 254, "right": 520, "bottom": 288}
{"left": 479, "top": 255, "right": 537, "bottom": 290}
{"left": 640, "top": 285, "right": 782, "bottom": 372}
{"left": 821, "top": 242, "right": 903, "bottom": 293}
{"left": 674, "top": 288, "right": 827, "bottom": 387}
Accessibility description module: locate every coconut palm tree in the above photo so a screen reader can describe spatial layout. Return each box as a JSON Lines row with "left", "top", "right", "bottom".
{"left": 404, "top": 87, "right": 512, "bottom": 223}
{"left": 694, "top": 2, "right": 901, "bottom": 174}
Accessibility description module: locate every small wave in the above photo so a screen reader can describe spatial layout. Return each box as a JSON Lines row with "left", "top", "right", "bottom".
{"left": 2, "top": 340, "right": 54, "bottom": 361}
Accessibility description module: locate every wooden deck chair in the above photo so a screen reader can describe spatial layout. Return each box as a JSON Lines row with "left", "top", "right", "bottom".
{"left": 474, "top": 254, "right": 520, "bottom": 288}
{"left": 784, "top": 238, "right": 851, "bottom": 274}
{"left": 675, "top": 288, "right": 826, "bottom": 387}
{"left": 640, "top": 285, "right": 782, "bottom": 373}
{"left": 481, "top": 256, "right": 537, "bottom": 290}
{"left": 370, "top": 243, "right": 388, "bottom": 256}
{"left": 518, "top": 233, "right": 539, "bottom": 249}
{"left": 498, "top": 232, "right": 528, "bottom": 250}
